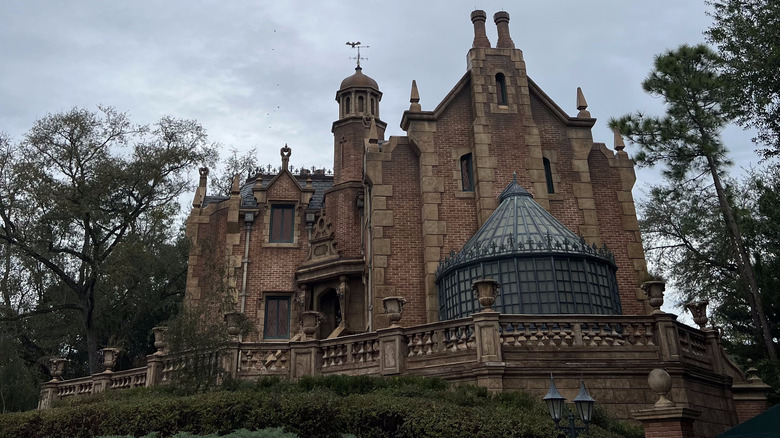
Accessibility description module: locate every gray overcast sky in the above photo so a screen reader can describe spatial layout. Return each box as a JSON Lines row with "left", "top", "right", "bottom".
{"left": 0, "top": 1, "right": 760, "bottom": 198}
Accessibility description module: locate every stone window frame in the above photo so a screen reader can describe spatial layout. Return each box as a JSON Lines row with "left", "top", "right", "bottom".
{"left": 262, "top": 293, "right": 292, "bottom": 340}
{"left": 262, "top": 202, "right": 301, "bottom": 247}
{"left": 452, "top": 147, "right": 476, "bottom": 197}
{"left": 496, "top": 73, "right": 508, "bottom": 106}
{"left": 541, "top": 150, "right": 562, "bottom": 201}
{"left": 488, "top": 68, "right": 517, "bottom": 114}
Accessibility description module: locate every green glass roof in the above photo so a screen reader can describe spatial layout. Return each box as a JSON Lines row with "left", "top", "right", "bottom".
{"left": 437, "top": 175, "right": 614, "bottom": 277}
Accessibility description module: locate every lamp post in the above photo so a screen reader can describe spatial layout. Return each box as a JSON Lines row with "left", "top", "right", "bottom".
{"left": 543, "top": 374, "right": 595, "bottom": 438}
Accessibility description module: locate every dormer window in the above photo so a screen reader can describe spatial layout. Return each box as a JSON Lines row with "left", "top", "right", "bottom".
{"left": 460, "top": 153, "right": 474, "bottom": 191}
{"left": 496, "top": 73, "right": 507, "bottom": 105}
{"left": 270, "top": 205, "right": 295, "bottom": 243}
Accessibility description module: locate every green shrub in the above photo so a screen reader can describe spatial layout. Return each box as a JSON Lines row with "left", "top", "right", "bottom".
{"left": 0, "top": 376, "right": 640, "bottom": 438}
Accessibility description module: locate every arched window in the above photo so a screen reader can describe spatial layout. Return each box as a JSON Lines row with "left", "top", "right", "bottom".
{"left": 345, "top": 96, "right": 351, "bottom": 114}
{"left": 460, "top": 153, "right": 474, "bottom": 191}
{"left": 543, "top": 157, "right": 554, "bottom": 194}
{"left": 370, "top": 98, "right": 376, "bottom": 115}
{"left": 358, "top": 95, "right": 365, "bottom": 113}
{"left": 496, "top": 73, "right": 507, "bottom": 105}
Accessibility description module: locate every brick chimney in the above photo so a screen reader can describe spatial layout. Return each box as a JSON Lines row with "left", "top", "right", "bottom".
{"left": 471, "top": 10, "right": 491, "bottom": 48}
{"left": 493, "top": 11, "right": 515, "bottom": 49}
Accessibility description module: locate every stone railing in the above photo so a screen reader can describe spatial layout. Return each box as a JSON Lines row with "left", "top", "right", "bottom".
{"left": 109, "top": 367, "right": 148, "bottom": 390}
{"left": 38, "top": 310, "right": 727, "bottom": 409}
{"left": 498, "top": 315, "right": 656, "bottom": 348}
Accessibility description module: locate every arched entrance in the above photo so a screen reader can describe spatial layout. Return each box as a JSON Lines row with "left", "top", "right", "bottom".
{"left": 317, "top": 288, "right": 341, "bottom": 338}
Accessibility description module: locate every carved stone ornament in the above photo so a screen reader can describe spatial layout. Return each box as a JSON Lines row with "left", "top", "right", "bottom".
{"left": 301, "top": 311, "right": 323, "bottom": 338}
{"left": 647, "top": 368, "right": 675, "bottom": 408}
{"left": 48, "top": 358, "right": 67, "bottom": 381}
{"left": 362, "top": 114, "right": 374, "bottom": 128}
{"left": 472, "top": 278, "right": 500, "bottom": 311}
{"left": 641, "top": 280, "right": 666, "bottom": 314}
{"left": 152, "top": 326, "right": 168, "bottom": 355}
{"left": 102, "top": 348, "right": 120, "bottom": 373}
{"left": 685, "top": 300, "right": 709, "bottom": 330}
{"left": 382, "top": 296, "right": 406, "bottom": 327}
{"left": 224, "top": 312, "right": 244, "bottom": 337}
{"left": 305, "top": 213, "right": 338, "bottom": 262}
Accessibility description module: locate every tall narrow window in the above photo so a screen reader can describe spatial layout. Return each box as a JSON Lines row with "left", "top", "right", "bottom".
{"left": 345, "top": 96, "right": 351, "bottom": 114}
{"left": 264, "top": 296, "right": 290, "bottom": 339}
{"left": 543, "top": 157, "right": 554, "bottom": 194}
{"left": 358, "top": 95, "right": 365, "bottom": 113}
{"left": 270, "top": 205, "right": 295, "bottom": 243}
{"left": 460, "top": 153, "right": 474, "bottom": 191}
{"left": 496, "top": 73, "right": 507, "bottom": 105}
{"left": 370, "top": 97, "right": 376, "bottom": 115}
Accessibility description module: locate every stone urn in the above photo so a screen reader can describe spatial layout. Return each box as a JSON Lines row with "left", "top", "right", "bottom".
{"left": 641, "top": 280, "right": 666, "bottom": 314}
{"left": 48, "top": 357, "right": 67, "bottom": 381}
{"left": 472, "top": 278, "right": 500, "bottom": 311}
{"left": 685, "top": 300, "right": 709, "bottom": 330}
{"left": 301, "top": 311, "right": 323, "bottom": 338}
{"left": 152, "top": 326, "right": 168, "bottom": 355}
{"left": 224, "top": 312, "right": 243, "bottom": 337}
{"left": 648, "top": 368, "right": 674, "bottom": 408}
{"left": 382, "top": 296, "right": 407, "bottom": 327}
{"left": 101, "top": 348, "right": 120, "bottom": 373}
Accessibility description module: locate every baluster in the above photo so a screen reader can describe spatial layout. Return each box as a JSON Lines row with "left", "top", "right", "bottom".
{"left": 406, "top": 334, "right": 416, "bottom": 357}
{"left": 601, "top": 324, "right": 614, "bottom": 346}
{"left": 644, "top": 322, "right": 655, "bottom": 345}
{"left": 516, "top": 323, "right": 527, "bottom": 346}
{"left": 551, "top": 323, "right": 562, "bottom": 347}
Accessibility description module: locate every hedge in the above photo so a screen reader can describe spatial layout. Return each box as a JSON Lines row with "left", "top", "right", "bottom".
{"left": 0, "top": 376, "right": 643, "bottom": 438}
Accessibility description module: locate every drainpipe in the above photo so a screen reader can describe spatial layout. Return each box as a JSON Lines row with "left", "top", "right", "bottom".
{"left": 364, "top": 184, "right": 373, "bottom": 332}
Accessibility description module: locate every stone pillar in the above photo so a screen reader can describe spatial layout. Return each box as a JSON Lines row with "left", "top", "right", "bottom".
{"left": 634, "top": 407, "right": 701, "bottom": 438}
{"left": 377, "top": 326, "right": 406, "bottom": 375}
{"left": 731, "top": 365, "right": 771, "bottom": 423}
{"left": 37, "top": 381, "right": 59, "bottom": 410}
{"left": 653, "top": 313, "right": 681, "bottom": 362}
{"left": 221, "top": 342, "right": 240, "bottom": 379}
{"left": 290, "top": 340, "right": 320, "bottom": 379}
{"left": 473, "top": 312, "right": 502, "bottom": 363}
{"left": 92, "top": 372, "right": 112, "bottom": 393}
{"left": 633, "top": 368, "right": 701, "bottom": 438}
{"left": 146, "top": 354, "right": 164, "bottom": 387}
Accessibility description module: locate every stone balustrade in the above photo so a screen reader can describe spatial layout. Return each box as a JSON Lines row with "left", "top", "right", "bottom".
{"left": 37, "top": 309, "right": 747, "bottom": 424}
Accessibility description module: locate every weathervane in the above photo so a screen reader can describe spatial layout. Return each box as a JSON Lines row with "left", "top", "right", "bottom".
{"left": 346, "top": 41, "right": 369, "bottom": 68}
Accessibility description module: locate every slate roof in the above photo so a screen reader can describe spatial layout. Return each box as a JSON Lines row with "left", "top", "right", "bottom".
{"left": 202, "top": 172, "right": 334, "bottom": 211}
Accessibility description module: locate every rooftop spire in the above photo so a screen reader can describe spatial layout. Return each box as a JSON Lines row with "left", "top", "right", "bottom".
{"left": 576, "top": 87, "right": 591, "bottom": 118}
{"left": 409, "top": 80, "right": 421, "bottom": 112}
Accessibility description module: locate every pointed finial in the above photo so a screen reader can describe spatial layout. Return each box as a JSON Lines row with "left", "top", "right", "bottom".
{"left": 613, "top": 128, "right": 625, "bottom": 151}
{"left": 368, "top": 117, "right": 379, "bottom": 145}
{"left": 280, "top": 143, "right": 291, "bottom": 171}
{"left": 347, "top": 41, "right": 369, "bottom": 69}
{"left": 409, "top": 80, "right": 421, "bottom": 112}
{"left": 576, "top": 87, "right": 591, "bottom": 118}
{"left": 230, "top": 174, "right": 240, "bottom": 195}
{"left": 512, "top": 171, "right": 517, "bottom": 183}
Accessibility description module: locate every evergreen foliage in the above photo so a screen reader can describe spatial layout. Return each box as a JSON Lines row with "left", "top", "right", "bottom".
{"left": 0, "top": 376, "right": 643, "bottom": 438}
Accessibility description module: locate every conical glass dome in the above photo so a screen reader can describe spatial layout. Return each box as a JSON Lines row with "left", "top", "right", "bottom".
{"left": 435, "top": 176, "right": 621, "bottom": 319}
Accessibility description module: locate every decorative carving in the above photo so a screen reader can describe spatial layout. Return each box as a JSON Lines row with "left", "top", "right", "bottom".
{"left": 101, "top": 348, "right": 120, "bottom": 373}
{"left": 305, "top": 213, "right": 339, "bottom": 262}
{"left": 647, "top": 368, "right": 675, "bottom": 408}
{"left": 48, "top": 358, "right": 67, "bottom": 381}
{"left": 472, "top": 278, "right": 500, "bottom": 311}
{"left": 337, "top": 276, "right": 348, "bottom": 328}
{"left": 641, "top": 280, "right": 666, "bottom": 314}
{"left": 383, "top": 296, "right": 406, "bottom": 327}
{"left": 280, "top": 144, "right": 291, "bottom": 171}
{"left": 301, "top": 311, "right": 323, "bottom": 339}
{"left": 684, "top": 300, "right": 709, "bottom": 330}
{"left": 362, "top": 114, "right": 374, "bottom": 128}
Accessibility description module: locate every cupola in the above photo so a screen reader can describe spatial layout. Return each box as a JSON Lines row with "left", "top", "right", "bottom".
{"left": 336, "top": 66, "right": 382, "bottom": 120}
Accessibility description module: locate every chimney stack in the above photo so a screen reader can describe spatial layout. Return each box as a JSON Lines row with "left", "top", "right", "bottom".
{"left": 471, "top": 10, "right": 491, "bottom": 48}
{"left": 493, "top": 11, "right": 515, "bottom": 49}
